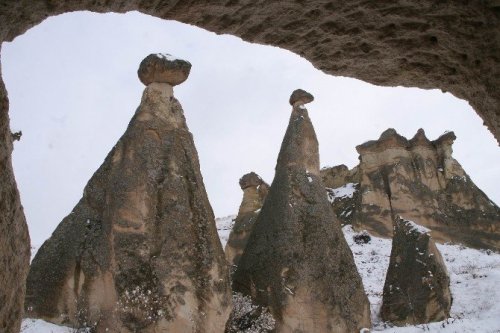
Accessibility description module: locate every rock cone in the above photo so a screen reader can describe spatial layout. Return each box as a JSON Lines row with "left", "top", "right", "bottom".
{"left": 232, "top": 90, "right": 371, "bottom": 332}
{"left": 225, "top": 172, "right": 269, "bottom": 268}
{"left": 25, "top": 55, "right": 231, "bottom": 333}
{"left": 381, "top": 216, "right": 452, "bottom": 325}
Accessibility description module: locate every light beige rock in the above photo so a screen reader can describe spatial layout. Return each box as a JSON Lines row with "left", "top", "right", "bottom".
{"left": 25, "top": 56, "right": 231, "bottom": 332}
{"left": 322, "top": 128, "right": 500, "bottom": 250}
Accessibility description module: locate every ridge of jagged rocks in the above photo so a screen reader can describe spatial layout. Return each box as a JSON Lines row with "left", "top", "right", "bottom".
{"left": 232, "top": 90, "right": 371, "bottom": 333}
{"left": 25, "top": 55, "right": 231, "bottom": 333}
{"left": 322, "top": 129, "right": 500, "bottom": 250}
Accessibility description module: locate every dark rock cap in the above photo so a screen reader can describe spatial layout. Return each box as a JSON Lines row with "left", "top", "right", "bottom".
{"left": 432, "top": 131, "right": 456, "bottom": 147}
{"left": 289, "top": 89, "right": 314, "bottom": 106}
{"left": 138, "top": 53, "right": 192, "bottom": 86}
{"left": 239, "top": 172, "right": 264, "bottom": 189}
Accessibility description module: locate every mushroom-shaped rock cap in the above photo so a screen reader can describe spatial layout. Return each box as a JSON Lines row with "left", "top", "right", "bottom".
{"left": 289, "top": 89, "right": 314, "bottom": 106}
{"left": 138, "top": 53, "right": 191, "bottom": 86}
{"left": 239, "top": 172, "right": 264, "bottom": 190}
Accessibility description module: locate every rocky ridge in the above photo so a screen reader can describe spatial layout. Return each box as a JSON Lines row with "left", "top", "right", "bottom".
{"left": 321, "top": 128, "right": 500, "bottom": 250}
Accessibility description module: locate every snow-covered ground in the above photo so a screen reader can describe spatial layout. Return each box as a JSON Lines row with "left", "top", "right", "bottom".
{"left": 326, "top": 182, "right": 357, "bottom": 203}
{"left": 22, "top": 219, "right": 500, "bottom": 333}
{"left": 21, "top": 318, "right": 75, "bottom": 333}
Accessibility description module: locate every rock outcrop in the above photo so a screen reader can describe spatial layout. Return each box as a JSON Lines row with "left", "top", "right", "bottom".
{"left": 381, "top": 216, "right": 452, "bottom": 325}
{"left": 25, "top": 54, "right": 231, "bottom": 333}
{"left": 0, "top": 55, "right": 31, "bottom": 333}
{"left": 233, "top": 90, "right": 371, "bottom": 333}
{"left": 322, "top": 128, "right": 500, "bottom": 250}
{"left": 225, "top": 172, "right": 269, "bottom": 268}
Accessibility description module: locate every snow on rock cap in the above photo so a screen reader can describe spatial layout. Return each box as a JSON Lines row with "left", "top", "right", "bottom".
{"left": 289, "top": 89, "right": 314, "bottom": 107}
{"left": 138, "top": 53, "right": 192, "bottom": 86}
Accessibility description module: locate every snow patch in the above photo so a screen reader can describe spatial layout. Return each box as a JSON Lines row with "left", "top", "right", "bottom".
{"left": 326, "top": 183, "right": 357, "bottom": 203}
{"left": 215, "top": 215, "right": 236, "bottom": 248}
{"left": 21, "top": 319, "right": 77, "bottom": 333}
{"left": 401, "top": 218, "right": 431, "bottom": 234}
{"left": 155, "top": 53, "right": 182, "bottom": 61}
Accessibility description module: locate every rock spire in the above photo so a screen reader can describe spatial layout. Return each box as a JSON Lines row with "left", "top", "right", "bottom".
{"left": 381, "top": 216, "right": 452, "bottom": 325}
{"left": 25, "top": 53, "right": 231, "bottom": 333}
{"left": 233, "top": 90, "right": 371, "bottom": 332}
{"left": 225, "top": 172, "right": 269, "bottom": 268}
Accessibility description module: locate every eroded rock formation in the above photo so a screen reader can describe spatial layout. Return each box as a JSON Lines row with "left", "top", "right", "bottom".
{"left": 0, "top": 56, "right": 31, "bottom": 333}
{"left": 25, "top": 54, "right": 231, "bottom": 333}
{"left": 381, "top": 216, "right": 452, "bottom": 325}
{"left": 225, "top": 172, "right": 269, "bottom": 268}
{"left": 322, "top": 128, "right": 500, "bottom": 250}
{"left": 233, "top": 90, "right": 371, "bottom": 333}
{"left": 1, "top": 2, "right": 500, "bottom": 330}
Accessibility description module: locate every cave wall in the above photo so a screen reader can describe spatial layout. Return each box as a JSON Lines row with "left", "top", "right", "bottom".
{"left": 0, "top": 1, "right": 499, "bottom": 331}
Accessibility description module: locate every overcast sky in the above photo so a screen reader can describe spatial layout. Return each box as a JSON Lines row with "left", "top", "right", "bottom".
{"left": 2, "top": 11, "right": 499, "bottom": 246}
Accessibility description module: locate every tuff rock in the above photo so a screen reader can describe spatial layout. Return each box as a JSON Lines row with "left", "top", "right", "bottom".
{"left": 25, "top": 55, "right": 231, "bottom": 333}
{"left": 381, "top": 216, "right": 452, "bottom": 325}
{"left": 232, "top": 90, "right": 371, "bottom": 333}
{"left": 138, "top": 53, "right": 192, "bottom": 86}
{"left": 225, "top": 172, "right": 269, "bottom": 268}
{"left": 0, "top": 55, "right": 31, "bottom": 333}
{"left": 322, "top": 128, "right": 500, "bottom": 250}
{"left": 289, "top": 89, "right": 314, "bottom": 107}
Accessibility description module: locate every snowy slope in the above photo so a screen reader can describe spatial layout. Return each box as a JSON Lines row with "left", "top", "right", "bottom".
{"left": 344, "top": 225, "right": 500, "bottom": 332}
{"left": 22, "top": 218, "right": 500, "bottom": 332}
{"left": 216, "top": 214, "right": 236, "bottom": 248}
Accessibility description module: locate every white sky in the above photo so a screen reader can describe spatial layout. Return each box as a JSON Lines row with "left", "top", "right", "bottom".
{"left": 2, "top": 11, "right": 498, "bottom": 246}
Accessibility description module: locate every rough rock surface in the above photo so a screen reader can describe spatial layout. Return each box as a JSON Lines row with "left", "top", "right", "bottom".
{"left": 138, "top": 53, "right": 191, "bottom": 86}
{"left": 322, "top": 128, "right": 500, "bottom": 250}
{"left": 0, "top": 49, "right": 31, "bottom": 333}
{"left": 381, "top": 216, "right": 452, "bottom": 325}
{"left": 289, "top": 89, "right": 314, "bottom": 106}
{"left": 233, "top": 91, "right": 371, "bottom": 333}
{"left": 225, "top": 172, "right": 269, "bottom": 268}
{"left": 25, "top": 57, "right": 231, "bottom": 333}
{"left": 1, "top": 1, "right": 499, "bottom": 330}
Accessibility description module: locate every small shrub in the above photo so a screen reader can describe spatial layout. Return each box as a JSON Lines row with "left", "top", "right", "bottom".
{"left": 353, "top": 231, "right": 371, "bottom": 244}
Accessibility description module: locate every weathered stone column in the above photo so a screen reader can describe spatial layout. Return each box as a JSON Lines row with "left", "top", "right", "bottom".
{"left": 233, "top": 89, "right": 371, "bottom": 333}
{"left": 25, "top": 53, "right": 231, "bottom": 333}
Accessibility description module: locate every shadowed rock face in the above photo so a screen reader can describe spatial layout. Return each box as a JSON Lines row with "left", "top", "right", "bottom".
{"left": 0, "top": 55, "right": 31, "bottom": 333}
{"left": 322, "top": 128, "right": 500, "bottom": 250}
{"left": 225, "top": 172, "right": 269, "bottom": 268}
{"left": 233, "top": 91, "right": 370, "bottom": 333}
{"left": 25, "top": 56, "right": 231, "bottom": 333}
{"left": 1, "top": 2, "right": 499, "bottom": 330}
{"left": 381, "top": 216, "right": 452, "bottom": 325}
